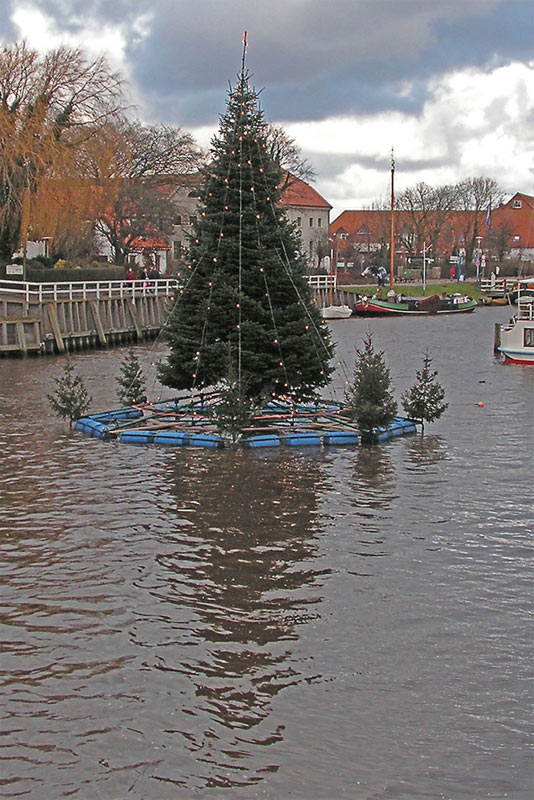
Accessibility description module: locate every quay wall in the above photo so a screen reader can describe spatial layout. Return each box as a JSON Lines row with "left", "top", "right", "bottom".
{"left": 0, "top": 281, "right": 174, "bottom": 356}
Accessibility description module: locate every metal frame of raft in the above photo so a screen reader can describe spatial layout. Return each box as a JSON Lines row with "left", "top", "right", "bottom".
{"left": 75, "top": 396, "right": 417, "bottom": 448}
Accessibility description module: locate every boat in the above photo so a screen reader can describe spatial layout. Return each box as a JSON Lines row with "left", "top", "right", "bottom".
{"left": 498, "top": 298, "right": 534, "bottom": 364}
{"left": 353, "top": 292, "right": 477, "bottom": 316}
{"left": 506, "top": 278, "right": 534, "bottom": 305}
{"left": 320, "top": 259, "right": 353, "bottom": 319}
{"left": 320, "top": 303, "right": 353, "bottom": 319}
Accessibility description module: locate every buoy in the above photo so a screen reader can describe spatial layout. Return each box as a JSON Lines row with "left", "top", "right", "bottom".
{"left": 477, "top": 401, "right": 484, "bottom": 407}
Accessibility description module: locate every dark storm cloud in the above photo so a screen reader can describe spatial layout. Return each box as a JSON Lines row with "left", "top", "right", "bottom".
{"left": 1, "top": 0, "right": 531, "bottom": 126}
{"left": 0, "top": 2, "right": 17, "bottom": 40}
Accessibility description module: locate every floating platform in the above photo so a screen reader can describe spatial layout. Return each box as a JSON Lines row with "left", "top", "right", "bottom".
{"left": 75, "top": 396, "right": 417, "bottom": 449}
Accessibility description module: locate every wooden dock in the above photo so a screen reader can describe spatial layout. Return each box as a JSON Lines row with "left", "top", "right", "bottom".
{"left": 0, "top": 279, "right": 177, "bottom": 356}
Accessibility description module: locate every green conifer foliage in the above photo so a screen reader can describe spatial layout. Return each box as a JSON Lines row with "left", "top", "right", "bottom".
{"left": 158, "top": 69, "right": 333, "bottom": 403}
{"left": 47, "top": 359, "right": 91, "bottom": 429}
{"left": 116, "top": 349, "right": 147, "bottom": 406}
{"left": 401, "top": 351, "right": 448, "bottom": 433}
{"left": 345, "top": 332, "right": 397, "bottom": 438}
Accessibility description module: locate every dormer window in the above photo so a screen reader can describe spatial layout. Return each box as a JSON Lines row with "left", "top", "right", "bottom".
{"left": 513, "top": 200, "right": 522, "bottom": 209}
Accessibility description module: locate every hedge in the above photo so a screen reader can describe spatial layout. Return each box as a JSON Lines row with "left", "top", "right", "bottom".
{"left": 1, "top": 265, "right": 126, "bottom": 282}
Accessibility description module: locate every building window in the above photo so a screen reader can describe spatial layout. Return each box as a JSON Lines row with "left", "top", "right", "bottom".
{"left": 296, "top": 216, "right": 302, "bottom": 226}
{"left": 318, "top": 218, "right": 322, "bottom": 228}
{"left": 309, "top": 217, "right": 313, "bottom": 227}
{"left": 309, "top": 241, "right": 313, "bottom": 257}
{"left": 173, "top": 240, "right": 182, "bottom": 260}
{"left": 189, "top": 215, "right": 197, "bottom": 225}
{"left": 173, "top": 214, "right": 182, "bottom": 225}
{"left": 513, "top": 200, "right": 522, "bottom": 209}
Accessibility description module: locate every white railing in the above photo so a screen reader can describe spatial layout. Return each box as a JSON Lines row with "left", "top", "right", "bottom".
{"left": 480, "top": 277, "right": 534, "bottom": 294}
{"left": 517, "top": 298, "right": 534, "bottom": 320}
{"left": 308, "top": 274, "right": 337, "bottom": 289}
{"left": 0, "top": 278, "right": 179, "bottom": 303}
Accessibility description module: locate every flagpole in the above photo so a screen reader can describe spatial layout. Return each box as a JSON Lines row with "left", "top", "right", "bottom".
{"left": 389, "top": 148, "right": 395, "bottom": 290}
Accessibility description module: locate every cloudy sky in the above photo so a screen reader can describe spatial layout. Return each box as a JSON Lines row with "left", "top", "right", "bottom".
{"left": 1, "top": 0, "right": 533, "bottom": 220}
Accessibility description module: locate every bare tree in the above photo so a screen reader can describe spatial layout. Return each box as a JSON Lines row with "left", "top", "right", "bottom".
{"left": 396, "top": 182, "right": 457, "bottom": 258}
{"left": 265, "top": 123, "right": 315, "bottom": 190}
{"left": 0, "top": 41, "right": 124, "bottom": 262}
{"left": 454, "top": 177, "right": 502, "bottom": 269}
{"left": 88, "top": 120, "right": 203, "bottom": 264}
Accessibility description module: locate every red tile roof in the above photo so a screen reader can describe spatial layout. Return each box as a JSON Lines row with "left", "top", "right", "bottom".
{"left": 131, "top": 235, "right": 171, "bottom": 250}
{"left": 279, "top": 176, "right": 332, "bottom": 210}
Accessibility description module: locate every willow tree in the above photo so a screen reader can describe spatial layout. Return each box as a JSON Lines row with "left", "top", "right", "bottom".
{"left": 158, "top": 64, "right": 334, "bottom": 404}
{"left": 0, "top": 41, "right": 124, "bottom": 262}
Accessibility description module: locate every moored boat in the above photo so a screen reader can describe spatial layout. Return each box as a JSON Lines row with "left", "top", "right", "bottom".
{"left": 498, "top": 299, "right": 534, "bottom": 364}
{"left": 353, "top": 293, "right": 476, "bottom": 316}
{"left": 506, "top": 278, "right": 534, "bottom": 305}
{"left": 320, "top": 304, "right": 353, "bottom": 319}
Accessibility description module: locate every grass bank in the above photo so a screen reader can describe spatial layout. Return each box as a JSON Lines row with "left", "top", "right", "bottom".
{"left": 342, "top": 281, "right": 484, "bottom": 302}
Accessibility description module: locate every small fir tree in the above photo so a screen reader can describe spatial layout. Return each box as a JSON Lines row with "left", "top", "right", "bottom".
{"left": 209, "top": 380, "right": 259, "bottom": 444}
{"left": 402, "top": 351, "right": 448, "bottom": 434}
{"left": 48, "top": 359, "right": 91, "bottom": 429}
{"left": 116, "top": 349, "right": 147, "bottom": 406}
{"left": 345, "top": 332, "right": 397, "bottom": 440}
{"left": 158, "top": 62, "right": 334, "bottom": 406}
{"left": 206, "top": 346, "right": 259, "bottom": 443}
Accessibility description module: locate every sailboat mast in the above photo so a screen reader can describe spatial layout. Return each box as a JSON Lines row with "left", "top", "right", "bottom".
{"left": 389, "top": 148, "right": 395, "bottom": 290}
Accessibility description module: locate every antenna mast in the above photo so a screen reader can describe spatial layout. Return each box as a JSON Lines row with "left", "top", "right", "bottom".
{"left": 389, "top": 148, "right": 395, "bottom": 290}
{"left": 241, "top": 31, "right": 248, "bottom": 75}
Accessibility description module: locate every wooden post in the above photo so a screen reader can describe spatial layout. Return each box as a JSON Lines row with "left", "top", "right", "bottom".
{"left": 46, "top": 303, "right": 65, "bottom": 353}
{"left": 89, "top": 300, "right": 108, "bottom": 347}
{"left": 493, "top": 322, "right": 501, "bottom": 353}
{"left": 15, "top": 322, "right": 27, "bottom": 355}
{"left": 126, "top": 298, "right": 142, "bottom": 339}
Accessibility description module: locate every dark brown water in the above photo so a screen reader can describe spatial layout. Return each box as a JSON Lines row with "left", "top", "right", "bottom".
{"left": 1, "top": 307, "right": 532, "bottom": 799}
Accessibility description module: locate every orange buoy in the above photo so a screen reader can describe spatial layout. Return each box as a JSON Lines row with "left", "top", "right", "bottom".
{"left": 477, "top": 401, "right": 484, "bottom": 407}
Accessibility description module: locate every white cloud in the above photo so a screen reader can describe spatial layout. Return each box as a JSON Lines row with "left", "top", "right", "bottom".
{"left": 283, "top": 61, "right": 534, "bottom": 219}
{"left": 11, "top": 2, "right": 129, "bottom": 73}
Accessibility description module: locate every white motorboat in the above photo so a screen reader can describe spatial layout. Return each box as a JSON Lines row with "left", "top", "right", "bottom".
{"left": 320, "top": 304, "right": 353, "bottom": 319}
{"left": 498, "top": 298, "right": 534, "bottom": 364}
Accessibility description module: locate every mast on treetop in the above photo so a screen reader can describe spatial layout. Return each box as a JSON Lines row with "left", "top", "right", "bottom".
{"left": 389, "top": 147, "right": 395, "bottom": 290}
{"left": 241, "top": 31, "right": 248, "bottom": 75}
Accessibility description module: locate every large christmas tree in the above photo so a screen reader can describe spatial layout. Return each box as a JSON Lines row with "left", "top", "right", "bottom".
{"left": 158, "top": 61, "right": 334, "bottom": 403}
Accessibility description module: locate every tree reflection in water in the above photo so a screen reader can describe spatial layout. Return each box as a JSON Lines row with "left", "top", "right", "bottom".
{"left": 150, "top": 449, "right": 329, "bottom": 787}
{"left": 406, "top": 434, "right": 448, "bottom": 468}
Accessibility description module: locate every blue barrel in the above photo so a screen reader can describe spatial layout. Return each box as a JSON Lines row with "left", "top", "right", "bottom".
{"left": 119, "top": 430, "right": 155, "bottom": 444}
{"left": 374, "top": 428, "right": 392, "bottom": 441}
{"left": 75, "top": 418, "right": 110, "bottom": 439}
{"left": 323, "top": 431, "right": 358, "bottom": 446}
{"left": 188, "top": 433, "right": 224, "bottom": 448}
{"left": 243, "top": 434, "right": 281, "bottom": 448}
{"left": 283, "top": 432, "right": 321, "bottom": 446}
{"left": 91, "top": 408, "right": 143, "bottom": 422}
{"left": 153, "top": 431, "right": 190, "bottom": 446}
{"left": 395, "top": 418, "right": 417, "bottom": 435}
